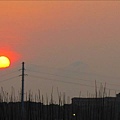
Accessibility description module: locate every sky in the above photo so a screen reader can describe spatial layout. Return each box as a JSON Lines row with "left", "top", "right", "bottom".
{"left": 0, "top": 1, "right": 120, "bottom": 102}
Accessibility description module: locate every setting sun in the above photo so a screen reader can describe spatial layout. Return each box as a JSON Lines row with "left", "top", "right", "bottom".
{"left": 0, "top": 56, "right": 10, "bottom": 68}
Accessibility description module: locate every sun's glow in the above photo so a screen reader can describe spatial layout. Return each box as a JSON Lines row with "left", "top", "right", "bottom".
{"left": 0, "top": 56, "right": 10, "bottom": 68}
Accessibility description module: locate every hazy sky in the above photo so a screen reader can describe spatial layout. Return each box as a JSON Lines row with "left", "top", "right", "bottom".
{"left": 0, "top": 1, "right": 120, "bottom": 101}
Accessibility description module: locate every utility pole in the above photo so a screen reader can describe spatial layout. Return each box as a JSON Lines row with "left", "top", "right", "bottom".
{"left": 21, "top": 62, "right": 25, "bottom": 119}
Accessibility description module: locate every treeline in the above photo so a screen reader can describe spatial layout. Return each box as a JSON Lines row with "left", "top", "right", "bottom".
{"left": 0, "top": 88, "right": 119, "bottom": 120}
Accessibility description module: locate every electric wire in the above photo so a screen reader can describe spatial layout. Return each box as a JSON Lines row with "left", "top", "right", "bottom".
{"left": 0, "top": 63, "right": 120, "bottom": 92}
{"left": 26, "top": 69, "right": 120, "bottom": 87}
{"left": 0, "top": 70, "right": 19, "bottom": 78}
{"left": 28, "top": 75, "right": 94, "bottom": 87}
{"left": 27, "top": 63, "right": 120, "bottom": 80}
{"left": 28, "top": 74, "right": 120, "bottom": 92}
{"left": 27, "top": 69, "right": 96, "bottom": 82}
{"left": 0, "top": 76, "right": 19, "bottom": 83}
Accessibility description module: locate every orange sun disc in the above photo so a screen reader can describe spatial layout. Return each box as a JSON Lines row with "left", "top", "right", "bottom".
{"left": 0, "top": 56, "right": 10, "bottom": 68}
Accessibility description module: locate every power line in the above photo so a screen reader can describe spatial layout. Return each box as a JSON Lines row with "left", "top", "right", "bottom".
{"left": 27, "top": 69, "right": 96, "bottom": 82}
{"left": 26, "top": 69, "right": 120, "bottom": 88}
{"left": 28, "top": 74, "right": 120, "bottom": 92}
{"left": 27, "top": 63, "right": 120, "bottom": 80}
{"left": 28, "top": 74, "right": 94, "bottom": 87}
{"left": 0, "top": 76, "right": 19, "bottom": 83}
{"left": 0, "top": 62, "right": 119, "bottom": 92}
{"left": 0, "top": 70, "right": 19, "bottom": 78}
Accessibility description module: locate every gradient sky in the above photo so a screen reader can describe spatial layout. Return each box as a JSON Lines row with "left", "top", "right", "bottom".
{"left": 0, "top": 1, "right": 120, "bottom": 101}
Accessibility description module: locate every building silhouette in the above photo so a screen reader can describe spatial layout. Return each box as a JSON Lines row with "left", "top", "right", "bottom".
{"left": 0, "top": 93, "right": 120, "bottom": 120}
{"left": 71, "top": 93, "right": 120, "bottom": 120}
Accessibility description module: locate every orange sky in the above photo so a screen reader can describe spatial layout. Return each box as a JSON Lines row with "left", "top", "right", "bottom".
{"left": 0, "top": 1, "right": 120, "bottom": 99}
